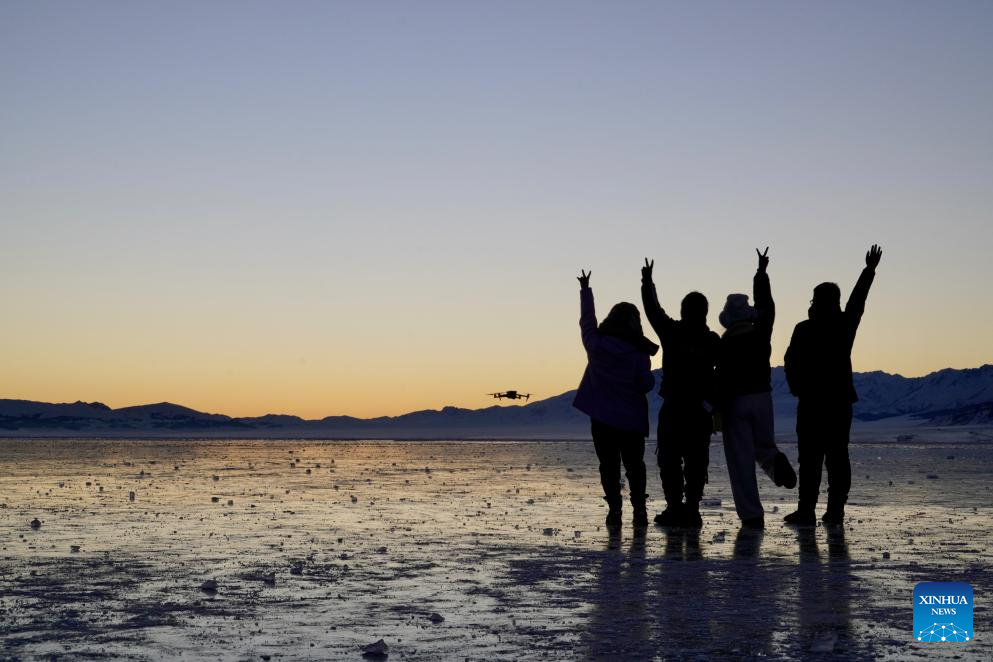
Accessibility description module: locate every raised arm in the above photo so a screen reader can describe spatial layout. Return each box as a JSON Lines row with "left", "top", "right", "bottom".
{"left": 577, "top": 270, "right": 599, "bottom": 352}
{"left": 753, "top": 247, "right": 775, "bottom": 334}
{"left": 640, "top": 258, "right": 675, "bottom": 342}
{"left": 845, "top": 244, "right": 881, "bottom": 324}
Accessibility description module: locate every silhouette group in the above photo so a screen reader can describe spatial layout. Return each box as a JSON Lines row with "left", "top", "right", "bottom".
{"left": 573, "top": 245, "right": 882, "bottom": 529}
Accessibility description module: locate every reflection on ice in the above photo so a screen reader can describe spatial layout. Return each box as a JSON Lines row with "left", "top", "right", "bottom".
{"left": 0, "top": 439, "right": 991, "bottom": 659}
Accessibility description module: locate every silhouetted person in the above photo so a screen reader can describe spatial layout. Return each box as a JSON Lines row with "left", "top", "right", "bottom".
{"left": 715, "top": 248, "right": 796, "bottom": 528}
{"left": 573, "top": 269, "right": 659, "bottom": 528}
{"left": 640, "top": 258, "right": 720, "bottom": 528}
{"left": 783, "top": 245, "right": 882, "bottom": 526}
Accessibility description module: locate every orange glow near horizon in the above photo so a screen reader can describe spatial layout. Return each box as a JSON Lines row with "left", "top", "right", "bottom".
{"left": 2, "top": 277, "right": 989, "bottom": 420}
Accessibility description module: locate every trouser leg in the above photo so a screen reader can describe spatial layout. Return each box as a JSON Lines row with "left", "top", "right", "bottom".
{"left": 749, "top": 392, "right": 779, "bottom": 480}
{"left": 824, "top": 403, "right": 853, "bottom": 513}
{"left": 620, "top": 434, "right": 647, "bottom": 506}
{"left": 683, "top": 406, "right": 712, "bottom": 507}
{"left": 723, "top": 398, "right": 764, "bottom": 520}
{"left": 796, "top": 400, "right": 825, "bottom": 512}
{"left": 657, "top": 405, "right": 685, "bottom": 507}
{"left": 591, "top": 420, "right": 622, "bottom": 507}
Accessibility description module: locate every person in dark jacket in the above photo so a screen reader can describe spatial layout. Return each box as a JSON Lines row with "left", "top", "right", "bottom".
{"left": 715, "top": 248, "right": 797, "bottom": 528}
{"left": 783, "top": 245, "right": 882, "bottom": 527}
{"left": 640, "top": 258, "right": 720, "bottom": 528}
{"left": 573, "top": 269, "right": 659, "bottom": 528}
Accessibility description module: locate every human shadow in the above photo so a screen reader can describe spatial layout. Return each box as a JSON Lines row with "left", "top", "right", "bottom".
{"left": 715, "top": 528, "right": 781, "bottom": 657}
{"left": 506, "top": 525, "right": 872, "bottom": 659}
{"left": 581, "top": 530, "right": 653, "bottom": 660}
{"left": 794, "top": 526, "right": 874, "bottom": 658}
{"left": 583, "top": 526, "right": 782, "bottom": 659}
{"left": 652, "top": 527, "right": 710, "bottom": 655}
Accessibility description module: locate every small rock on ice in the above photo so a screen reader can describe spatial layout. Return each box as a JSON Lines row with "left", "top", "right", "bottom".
{"left": 361, "top": 638, "right": 389, "bottom": 658}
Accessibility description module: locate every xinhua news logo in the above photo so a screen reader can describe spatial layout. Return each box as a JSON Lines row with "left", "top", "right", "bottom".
{"left": 914, "top": 582, "right": 973, "bottom": 642}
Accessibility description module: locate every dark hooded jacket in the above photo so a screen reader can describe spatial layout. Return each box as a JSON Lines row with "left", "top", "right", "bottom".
{"left": 641, "top": 280, "right": 720, "bottom": 405}
{"left": 573, "top": 287, "right": 658, "bottom": 436}
{"left": 715, "top": 269, "right": 775, "bottom": 404}
{"left": 784, "top": 267, "right": 876, "bottom": 402}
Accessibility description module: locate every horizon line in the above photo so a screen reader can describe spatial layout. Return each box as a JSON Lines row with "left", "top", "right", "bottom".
{"left": 3, "top": 362, "right": 990, "bottom": 422}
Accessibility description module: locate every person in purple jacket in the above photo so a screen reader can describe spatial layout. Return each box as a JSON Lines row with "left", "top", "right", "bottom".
{"left": 572, "top": 269, "right": 660, "bottom": 528}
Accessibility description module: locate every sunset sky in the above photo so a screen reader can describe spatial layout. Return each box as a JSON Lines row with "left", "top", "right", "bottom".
{"left": 2, "top": 2, "right": 991, "bottom": 418}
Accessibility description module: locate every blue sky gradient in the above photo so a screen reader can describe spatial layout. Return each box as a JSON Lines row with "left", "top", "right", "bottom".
{"left": 2, "top": 2, "right": 991, "bottom": 416}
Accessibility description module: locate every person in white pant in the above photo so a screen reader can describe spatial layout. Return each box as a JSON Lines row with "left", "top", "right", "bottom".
{"left": 715, "top": 248, "right": 797, "bottom": 528}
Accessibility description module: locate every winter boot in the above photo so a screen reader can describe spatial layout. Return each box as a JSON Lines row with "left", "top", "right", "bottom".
{"left": 653, "top": 502, "right": 684, "bottom": 527}
{"left": 783, "top": 509, "right": 816, "bottom": 526}
{"left": 772, "top": 452, "right": 797, "bottom": 489}
{"left": 681, "top": 503, "right": 703, "bottom": 528}
{"left": 741, "top": 515, "right": 765, "bottom": 529}
{"left": 604, "top": 495, "right": 623, "bottom": 528}
{"left": 631, "top": 494, "right": 649, "bottom": 527}
{"left": 821, "top": 505, "right": 845, "bottom": 526}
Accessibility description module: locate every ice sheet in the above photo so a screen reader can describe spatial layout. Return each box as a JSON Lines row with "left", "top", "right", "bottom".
{"left": 1, "top": 439, "right": 990, "bottom": 660}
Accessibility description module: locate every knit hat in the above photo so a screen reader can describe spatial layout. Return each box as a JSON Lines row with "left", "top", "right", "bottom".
{"left": 719, "top": 293, "right": 757, "bottom": 329}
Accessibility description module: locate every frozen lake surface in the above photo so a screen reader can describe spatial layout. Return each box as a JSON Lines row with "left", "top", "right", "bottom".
{"left": 1, "top": 438, "right": 991, "bottom": 660}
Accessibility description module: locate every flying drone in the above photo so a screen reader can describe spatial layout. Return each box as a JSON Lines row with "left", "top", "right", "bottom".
{"left": 488, "top": 390, "right": 531, "bottom": 402}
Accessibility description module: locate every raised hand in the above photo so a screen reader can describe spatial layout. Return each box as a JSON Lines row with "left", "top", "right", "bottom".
{"left": 866, "top": 244, "right": 883, "bottom": 269}
{"left": 577, "top": 269, "right": 591, "bottom": 289}
{"left": 641, "top": 258, "right": 654, "bottom": 281}
{"left": 756, "top": 246, "right": 770, "bottom": 272}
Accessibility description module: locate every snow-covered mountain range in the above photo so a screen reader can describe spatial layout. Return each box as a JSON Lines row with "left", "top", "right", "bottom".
{"left": 2, "top": 365, "right": 992, "bottom": 439}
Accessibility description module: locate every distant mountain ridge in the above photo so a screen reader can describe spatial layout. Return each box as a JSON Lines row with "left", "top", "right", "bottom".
{"left": 2, "top": 365, "right": 992, "bottom": 439}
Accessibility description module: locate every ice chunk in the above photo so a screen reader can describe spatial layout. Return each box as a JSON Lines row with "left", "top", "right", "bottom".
{"left": 361, "top": 638, "right": 389, "bottom": 658}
